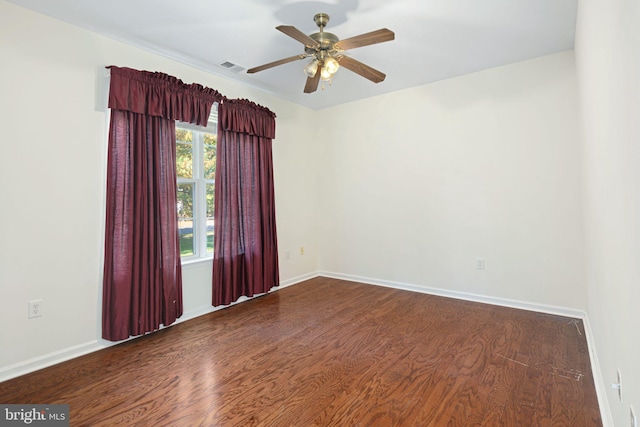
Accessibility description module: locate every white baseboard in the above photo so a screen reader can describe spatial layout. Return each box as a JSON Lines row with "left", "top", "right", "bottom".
{"left": 319, "top": 270, "right": 585, "bottom": 318}
{"left": 176, "top": 273, "right": 315, "bottom": 323}
{"left": 0, "top": 340, "right": 105, "bottom": 383}
{"left": 581, "top": 315, "right": 614, "bottom": 426}
{"left": 277, "top": 271, "right": 318, "bottom": 289}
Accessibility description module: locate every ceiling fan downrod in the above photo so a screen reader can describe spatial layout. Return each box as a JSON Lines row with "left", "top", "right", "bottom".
{"left": 314, "top": 13, "right": 329, "bottom": 31}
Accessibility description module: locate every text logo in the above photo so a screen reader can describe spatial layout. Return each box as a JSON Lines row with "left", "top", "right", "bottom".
{"left": 1, "top": 405, "right": 69, "bottom": 426}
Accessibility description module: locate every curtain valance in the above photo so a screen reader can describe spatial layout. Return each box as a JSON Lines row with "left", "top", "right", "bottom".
{"left": 107, "top": 66, "right": 225, "bottom": 126}
{"left": 218, "top": 99, "right": 276, "bottom": 139}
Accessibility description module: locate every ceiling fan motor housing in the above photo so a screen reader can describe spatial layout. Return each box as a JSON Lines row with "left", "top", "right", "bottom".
{"left": 306, "top": 32, "right": 339, "bottom": 53}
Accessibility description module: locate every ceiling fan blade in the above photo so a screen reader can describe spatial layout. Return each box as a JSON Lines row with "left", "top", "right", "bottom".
{"left": 277, "top": 25, "right": 320, "bottom": 48}
{"left": 334, "top": 28, "right": 395, "bottom": 50}
{"left": 336, "top": 55, "right": 386, "bottom": 83}
{"left": 304, "top": 64, "right": 321, "bottom": 93}
{"left": 247, "top": 55, "right": 306, "bottom": 74}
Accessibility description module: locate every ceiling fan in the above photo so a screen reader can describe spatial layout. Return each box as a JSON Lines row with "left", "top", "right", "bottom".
{"left": 247, "top": 13, "right": 395, "bottom": 94}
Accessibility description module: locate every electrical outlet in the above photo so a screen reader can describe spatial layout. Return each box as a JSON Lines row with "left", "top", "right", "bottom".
{"left": 300, "top": 247, "right": 304, "bottom": 255}
{"left": 28, "top": 299, "right": 43, "bottom": 319}
{"left": 631, "top": 405, "right": 637, "bottom": 427}
{"left": 476, "top": 257, "right": 485, "bottom": 270}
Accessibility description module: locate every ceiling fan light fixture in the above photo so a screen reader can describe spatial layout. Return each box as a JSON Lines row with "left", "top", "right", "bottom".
{"left": 320, "top": 65, "right": 332, "bottom": 81}
{"left": 324, "top": 56, "right": 340, "bottom": 75}
{"left": 303, "top": 59, "right": 318, "bottom": 77}
{"left": 319, "top": 56, "right": 339, "bottom": 81}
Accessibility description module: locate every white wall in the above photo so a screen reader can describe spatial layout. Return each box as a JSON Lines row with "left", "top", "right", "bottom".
{"left": 0, "top": 1, "right": 319, "bottom": 376}
{"left": 575, "top": 0, "right": 640, "bottom": 425}
{"left": 317, "top": 51, "right": 587, "bottom": 311}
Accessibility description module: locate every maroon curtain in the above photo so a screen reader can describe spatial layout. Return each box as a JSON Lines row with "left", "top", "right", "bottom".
{"left": 103, "top": 66, "right": 224, "bottom": 341}
{"left": 212, "top": 99, "right": 279, "bottom": 306}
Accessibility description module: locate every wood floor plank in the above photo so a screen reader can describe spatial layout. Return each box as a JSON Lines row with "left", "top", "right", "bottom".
{"left": 0, "top": 277, "right": 602, "bottom": 426}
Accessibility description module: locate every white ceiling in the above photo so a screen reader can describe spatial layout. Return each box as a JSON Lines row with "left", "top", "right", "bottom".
{"left": 7, "top": 0, "right": 578, "bottom": 110}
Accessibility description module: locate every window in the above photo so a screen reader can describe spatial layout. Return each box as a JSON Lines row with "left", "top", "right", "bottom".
{"left": 176, "top": 106, "right": 217, "bottom": 260}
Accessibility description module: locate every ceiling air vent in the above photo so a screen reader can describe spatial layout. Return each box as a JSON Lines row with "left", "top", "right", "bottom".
{"left": 218, "top": 61, "right": 245, "bottom": 73}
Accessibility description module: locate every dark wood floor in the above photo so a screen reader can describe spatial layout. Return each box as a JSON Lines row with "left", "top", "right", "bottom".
{"left": 0, "top": 277, "right": 601, "bottom": 426}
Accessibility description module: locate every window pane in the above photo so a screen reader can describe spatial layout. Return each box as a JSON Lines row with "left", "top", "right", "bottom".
{"left": 176, "top": 142, "right": 193, "bottom": 179}
{"left": 176, "top": 129, "right": 193, "bottom": 143}
{"left": 206, "top": 218, "right": 214, "bottom": 253}
{"left": 177, "top": 183, "right": 194, "bottom": 257}
{"left": 204, "top": 137, "right": 216, "bottom": 180}
{"left": 206, "top": 181, "right": 215, "bottom": 254}
{"left": 206, "top": 183, "right": 215, "bottom": 217}
{"left": 177, "top": 183, "right": 194, "bottom": 219}
{"left": 179, "top": 219, "right": 194, "bottom": 257}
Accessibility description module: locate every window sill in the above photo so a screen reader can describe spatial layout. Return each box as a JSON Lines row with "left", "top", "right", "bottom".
{"left": 181, "top": 256, "right": 213, "bottom": 270}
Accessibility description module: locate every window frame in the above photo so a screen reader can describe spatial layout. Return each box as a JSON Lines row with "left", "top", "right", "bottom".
{"left": 176, "top": 106, "right": 217, "bottom": 263}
